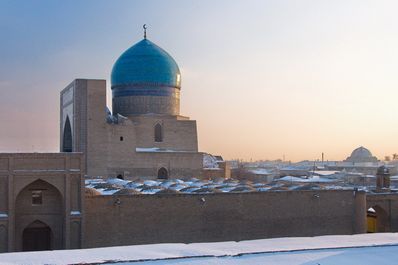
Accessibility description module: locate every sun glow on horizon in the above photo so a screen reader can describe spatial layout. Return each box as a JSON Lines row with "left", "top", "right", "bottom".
{"left": 1, "top": 0, "right": 398, "bottom": 162}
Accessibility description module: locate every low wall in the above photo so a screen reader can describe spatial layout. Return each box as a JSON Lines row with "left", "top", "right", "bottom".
{"left": 83, "top": 190, "right": 366, "bottom": 248}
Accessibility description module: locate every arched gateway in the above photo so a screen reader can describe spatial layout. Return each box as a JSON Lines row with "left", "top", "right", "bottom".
{"left": 16, "top": 179, "right": 63, "bottom": 251}
{"left": 0, "top": 153, "right": 84, "bottom": 252}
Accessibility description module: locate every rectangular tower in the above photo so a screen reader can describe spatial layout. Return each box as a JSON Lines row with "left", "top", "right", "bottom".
{"left": 60, "top": 79, "right": 108, "bottom": 175}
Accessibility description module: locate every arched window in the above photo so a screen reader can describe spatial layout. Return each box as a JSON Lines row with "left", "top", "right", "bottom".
{"left": 63, "top": 116, "right": 72, "bottom": 152}
{"left": 157, "top": 167, "right": 168, "bottom": 179}
{"left": 154, "top": 123, "right": 163, "bottom": 142}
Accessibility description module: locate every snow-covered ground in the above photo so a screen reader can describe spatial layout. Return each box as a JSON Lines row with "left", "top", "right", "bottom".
{"left": 1, "top": 233, "right": 398, "bottom": 265}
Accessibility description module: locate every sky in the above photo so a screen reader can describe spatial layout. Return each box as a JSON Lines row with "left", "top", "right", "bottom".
{"left": 1, "top": 0, "right": 398, "bottom": 162}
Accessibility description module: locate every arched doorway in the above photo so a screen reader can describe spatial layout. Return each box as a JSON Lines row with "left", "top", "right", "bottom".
{"left": 63, "top": 116, "right": 72, "bottom": 152}
{"left": 367, "top": 207, "right": 377, "bottom": 233}
{"left": 157, "top": 167, "right": 168, "bottom": 179}
{"left": 367, "top": 205, "right": 390, "bottom": 233}
{"left": 22, "top": 220, "right": 52, "bottom": 251}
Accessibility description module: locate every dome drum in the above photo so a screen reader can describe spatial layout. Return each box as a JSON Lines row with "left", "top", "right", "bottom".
{"left": 112, "top": 83, "right": 179, "bottom": 97}
{"left": 113, "top": 92, "right": 180, "bottom": 116}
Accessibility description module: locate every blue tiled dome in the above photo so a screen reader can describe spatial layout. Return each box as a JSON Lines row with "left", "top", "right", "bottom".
{"left": 111, "top": 38, "right": 182, "bottom": 116}
{"left": 111, "top": 39, "right": 181, "bottom": 90}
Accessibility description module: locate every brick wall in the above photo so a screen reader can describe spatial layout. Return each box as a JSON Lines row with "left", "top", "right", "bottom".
{"left": 83, "top": 190, "right": 366, "bottom": 248}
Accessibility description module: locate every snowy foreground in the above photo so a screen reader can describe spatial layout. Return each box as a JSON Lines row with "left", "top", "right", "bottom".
{"left": 1, "top": 233, "right": 398, "bottom": 265}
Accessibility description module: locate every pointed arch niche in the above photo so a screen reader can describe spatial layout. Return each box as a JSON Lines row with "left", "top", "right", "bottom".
{"left": 63, "top": 116, "right": 73, "bottom": 152}
{"left": 154, "top": 123, "right": 163, "bottom": 142}
{"left": 157, "top": 167, "right": 168, "bottom": 179}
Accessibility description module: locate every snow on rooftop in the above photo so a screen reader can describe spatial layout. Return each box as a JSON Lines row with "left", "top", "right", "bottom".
{"left": 136, "top": 147, "right": 190, "bottom": 153}
{"left": 1, "top": 233, "right": 398, "bottom": 265}
{"left": 249, "top": 168, "right": 270, "bottom": 175}
{"left": 84, "top": 175, "right": 353, "bottom": 195}
{"left": 312, "top": 170, "right": 340, "bottom": 176}
{"left": 277, "top": 176, "right": 335, "bottom": 183}
{"left": 203, "top": 153, "right": 219, "bottom": 169}
{"left": 280, "top": 165, "right": 312, "bottom": 171}
{"left": 70, "top": 211, "right": 81, "bottom": 216}
{"left": 368, "top": 207, "right": 376, "bottom": 213}
{"left": 0, "top": 212, "right": 8, "bottom": 218}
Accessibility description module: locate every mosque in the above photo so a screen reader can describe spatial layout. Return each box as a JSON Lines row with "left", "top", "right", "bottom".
{"left": 345, "top": 146, "right": 379, "bottom": 163}
{"left": 60, "top": 31, "right": 204, "bottom": 179}
{"left": 0, "top": 31, "right": 228, "bottom": 252}
{"left": 324, "top": 146, "right": 383, "bottom": 175}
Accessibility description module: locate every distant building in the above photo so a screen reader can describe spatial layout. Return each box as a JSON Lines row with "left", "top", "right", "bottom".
{"left": 345, "top": 146, "right": 378, "bottom": 163}
{"left": 202, "top": 154, "right": 231, "bottom": 179}
{"left": 323, "top": 146, "right": 383, "bottom": 175}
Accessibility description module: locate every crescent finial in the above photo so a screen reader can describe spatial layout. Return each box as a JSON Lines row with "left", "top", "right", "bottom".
{"left": 143, "top": 24, "right": 147, "bottom": 39}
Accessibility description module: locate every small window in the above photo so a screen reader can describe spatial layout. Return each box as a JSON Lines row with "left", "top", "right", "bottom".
{"left": 32, "top": 191, "right": 42, "bottom": 206}
{"left": 157, "top": 167, "right": 168, "bottom": 179}
{"left": 120, "top": 136, "right": 124, "bottom": 141}
{"left": 154, "top": 124, "right": 163, "bottom": 142}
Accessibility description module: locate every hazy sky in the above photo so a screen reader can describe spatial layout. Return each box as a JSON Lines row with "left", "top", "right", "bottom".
{"left": 1, "top": 0, "right": 398, "bottom": 161}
